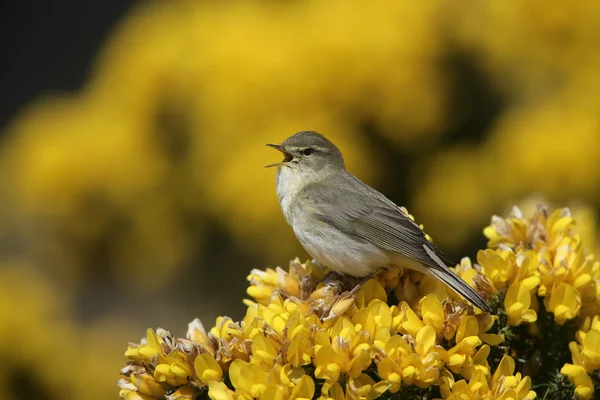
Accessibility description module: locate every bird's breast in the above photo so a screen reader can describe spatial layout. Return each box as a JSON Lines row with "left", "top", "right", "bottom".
{"left": 283, "top": 204, "right": 389, "bottom": 277}
{"left": 293, "top": 221, "right": 391, "bottom": 277}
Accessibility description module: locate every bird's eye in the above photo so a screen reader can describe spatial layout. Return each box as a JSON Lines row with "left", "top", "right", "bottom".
{"left": 302, "top": 148, "right": 314, "bottom": 156}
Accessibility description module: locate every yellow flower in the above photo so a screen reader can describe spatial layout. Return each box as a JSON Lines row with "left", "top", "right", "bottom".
{"left": 327, "top": 295, "right": 358, "bottom": 323}
{"left": 119, "top": 389, "right": 155, "bottom": 400}
{"left": 229, "top": 359, "right": 269, "bottom": 398}
{"left": 538, "top": 244, "right": 598, "bottom": 306}
{"left": 208, "top": 381, "right": 237, "bottom": 400}
{"left": 309, "top": 286, "right": 356, "bottom": 323}
{"left": 504, "top": 277, "right": 540, "bottom": 326}
{"left": 351, "top": 299, "right": 396, "bottom": 340}
{"left": 118, "top": 204, "right": 600, "bottom": 399}
{"left": 247, "top": 268, "right": 279, "bottom": 305}
{"left": 560, "top": 364, "right": 594, "bottom": 400}
{"left": 286, "top": 336, "right": 313, "bottom": 368}
{"left": 290, "top": 375, "right": 316, "bottom": 400}
{"left": 563, "top": 318, "right": 600, "bottom": 398}
{"left": 154, "top": 351, "right": 193, "bottom": 386}
{"left": 394, "top": 270, "right": 424, "bottom": 306}
{"left": 583, "top": 341, "right": 600, "bottom": 373}
{"left": 514, "top": 250, "right": 541, "bottom": 282}
{"left": 415, "top": 273, "right": 451, "bottom": 308}
{"left": 453, "top": 257, "right": 493, "bottom": 300}
{"left": 166, "top": 386, "right": 198, "bottom": 400}
{"left": 133, "top": 373, "right": 165, "bottom": 397}
{"left": 267, "top": 365, "right": 317, "bottom": 400}
{"left": 194, "top": 353, "right": 223, "bottom": 383}
{"left": 117, "top": 372, "right": 165, "bottom": 399}
{"left": 125, "top": 328, "right": 167, "bottom": 364}
{"left": 578, "top": 315, "right": 600, "bottom": 343}
{"left": 575, "top": 254, "right": 600, "bottom": 304}
{"left": 275, "top": 363, "right": 305, "bottom": 387}
{"left": 251, "top": 333, "right": 281, "bottom": 370}
{"left": 545, "top": 282, "right": 581, "bottom": 325}
{"left": 476, "top": 312, "right": 504, "bottom": 346}
{"left": 438, "top": 301, "right": 469, "bottom": 341}
{"left": 241, "top": 303, "right": 277, "bottom": 340}
{"left": 376, "top": 335, "right": 410, "bottom": 392}
{"left": 377, "top": 269, "right": 402, "bottom": 291}
{"left": 314, "top": 317, "right": 372, "bottom": 384}
{"left": 413, "top": 325, "right": 447, "bottom": 384}
{"left": 276, "top": 266, "right": 303, "bottom": 298}
{"left": 483, "top": 206, "right": 530, "bottom": 248}
{"left": 247, "top": 259, "right": 319, "bottom": 306}
{"left": 377, "top": 326, "right": 445, "bottom": 389}
{"left": 477, "top": 248, "right": 517, "bottom": 290}
{"left": 442, "top": 355, "right": 535, "bottom": 400}
{"left": 319, "top": 382, "right": 345, "bottom": 400}
{"left": 490, "top": 355, "right": 536, "bottom": 400}
{"left": 396, "top": 301, "right": 425, "bottom": 337}
{"left": 446, "top": 316, "right": 487, "bottom": 378}
{"left": 574, "top": 329, "right": 600, "bottom": 372}
{"left": 354, "top": 278, "right": 387, "bottom": 308}
{"left": 545, "top": 208, "right": 577, "bottom": 250}
{"left": 483, "top": 206, "right": 578, "bottom": 254}
{"left": 186, "top": 318, "right": 217, "bottom": 356}
{"left": 440, "top": 371, "right": 488, "bottom": 400}
{"left": 420, "top": 293, "right": 445, "bottom": 336}
{"left": 210, "top": 316, "right": 235, "bottom": 341}
{"left": 347, "top": 374, "right": 392, "bottom": 400}
{"left": 284, "top": 310, "right": 315, "bottom": 367}
{"left": 318, "top": 376, "right": 390, "bottom": 400}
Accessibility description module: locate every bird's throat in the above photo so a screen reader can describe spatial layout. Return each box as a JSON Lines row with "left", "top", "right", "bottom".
{"left": 275, "top": 167, "right": 308, "bottom": 221}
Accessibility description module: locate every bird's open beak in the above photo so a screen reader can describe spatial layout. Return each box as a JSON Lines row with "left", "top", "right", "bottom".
{"left": 265, "top": 144, "right": 293, "bottom": 168}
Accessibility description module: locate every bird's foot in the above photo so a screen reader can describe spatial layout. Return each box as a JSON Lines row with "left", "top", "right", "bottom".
{"left": 321, "top": 271, "right": 344, "bottom": 285}
{"left": 319, "top": 271, "right": 344, "bottom": 295}
{"left": 321, "top": 271, "right": 368, "bottom": 293}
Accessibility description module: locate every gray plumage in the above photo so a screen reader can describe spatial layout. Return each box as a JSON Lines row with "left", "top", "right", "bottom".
{"left": 267, "top": 131, "right": 490, "bottom": 312}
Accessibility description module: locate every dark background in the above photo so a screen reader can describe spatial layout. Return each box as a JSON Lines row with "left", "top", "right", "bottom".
{"left": 1, "top": 1, "right": 135, "bottom": 126}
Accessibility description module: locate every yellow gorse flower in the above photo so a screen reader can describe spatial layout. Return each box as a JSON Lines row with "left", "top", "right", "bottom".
{"left": 562, "top": 315, "right": 600, "bottom": 399}
{"left": 124, "top": 328, "right": 168, "bottom": 365}
{"left": 477, "top": 249, "right": 518, "bottom": 291}
{"left": 120, "top": 256, "right": 497, "bottom": 399}
{"left": 484, "top": 206, "right": 600, "bottom": 326}
{"left": 441, "top": 355, "right": 536, "bottom": 400}
{"left": 559, "top": 363, "right": 595, "bottom": 400}
{"left": 117, "top": 372, "right": 165, "bottom": 399}
{"left": 504, "top": 278, "right": 539, "bottom": 326}
{"left": 313, "top": 317, "right": 372, "bottom": 384}
{"left": 154, "top": 351, "right": 194, "bottom": 386}
{"left": 195, "top": 353, "right": 223, "bottom": 383}
{"left": 119, "top": 206, "right": 600, "bottom": 400}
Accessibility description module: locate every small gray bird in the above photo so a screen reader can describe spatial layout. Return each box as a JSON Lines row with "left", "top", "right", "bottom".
{"left": 266, "top": 131, "right": 490, "bottom": 312}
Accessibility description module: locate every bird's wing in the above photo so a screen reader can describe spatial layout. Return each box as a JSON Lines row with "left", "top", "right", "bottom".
{"left": 301, "top": 177, "right": 445, "bottom": 267}
{"left": 299, "top": 176, "right": 491, "bottom": 312}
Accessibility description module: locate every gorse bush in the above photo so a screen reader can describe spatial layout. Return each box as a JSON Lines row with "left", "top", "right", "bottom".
{"left": 118, "top": 206, "right": 600, "bottom": 400}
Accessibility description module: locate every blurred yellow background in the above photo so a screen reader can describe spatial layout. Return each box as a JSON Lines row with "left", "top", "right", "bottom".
{"left": 1, "top": 0, "right": 600, "bottom": 398}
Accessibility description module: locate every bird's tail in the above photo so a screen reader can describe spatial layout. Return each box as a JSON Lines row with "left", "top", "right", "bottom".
{"left": 423, "top": 245, "right": 491, "bottom": 312}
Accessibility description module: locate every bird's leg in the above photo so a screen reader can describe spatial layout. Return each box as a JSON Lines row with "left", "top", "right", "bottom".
{"left": 349, "top": 274, "right": 374, "bottom": 296}
{"left": 320, "top": 271, "right": 345, "bottom": 294}
{"left": 322, "top": 270, "right": 344, "bottom": 285}
{"left": 322, "top": 271, "right": 369, "bottom": 292}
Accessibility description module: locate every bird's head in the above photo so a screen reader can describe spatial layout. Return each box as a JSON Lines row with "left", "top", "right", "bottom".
{"left": 265, "top": 131, "right": 345, "bottom": 175}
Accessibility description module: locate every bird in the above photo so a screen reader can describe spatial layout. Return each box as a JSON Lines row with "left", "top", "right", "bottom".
{"left": 265, "top": 131, "right": 491, "bottom": 312}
